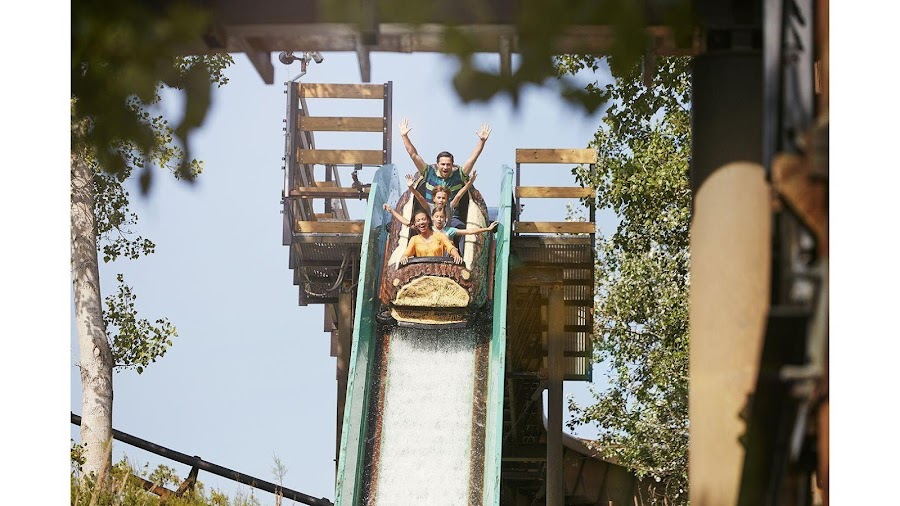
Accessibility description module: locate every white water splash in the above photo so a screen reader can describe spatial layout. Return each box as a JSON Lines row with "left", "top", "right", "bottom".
{"left": 374, "top": 326, "right": 478, "bottom": 505}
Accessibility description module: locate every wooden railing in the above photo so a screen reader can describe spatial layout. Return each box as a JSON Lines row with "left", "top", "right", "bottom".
{"left": 513, "top": 148, "right": 597, "bottom": 236}
{"left": 283, "top": 81, "right": 392, "bottom": 235}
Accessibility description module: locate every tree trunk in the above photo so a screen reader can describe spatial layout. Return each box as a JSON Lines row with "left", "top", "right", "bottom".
{"left": 71, "top": 150, "right": 114, "bottom": 479}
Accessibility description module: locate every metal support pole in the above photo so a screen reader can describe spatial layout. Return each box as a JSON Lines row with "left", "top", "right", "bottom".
{"left": 383, "top": 81, "right": 393, "bottom": 164}
{"left": 689, "top": 51, "right": 770, "bottom": 506}
{"left": 546, "top": 286, "right": 565, "bottom": 506}
{"left": 335, "top": 283, "right": 354, "bottom": 472}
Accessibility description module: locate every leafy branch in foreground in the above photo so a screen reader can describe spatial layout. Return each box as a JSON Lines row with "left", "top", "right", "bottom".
{"left": 73, "top": 0, "right": 232, "bottom": 193}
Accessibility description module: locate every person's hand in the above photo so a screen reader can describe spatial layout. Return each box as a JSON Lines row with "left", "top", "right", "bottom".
{"left": 488, "top": 221, "right": 499, "bottom": 231}
{"left": 467, "top": 170, "right": 478, "bottom": 185}
{"left": 383, "top": 203, "right": 391, "bottom": 211}
{"left": 476, "top": 123, "right": 491, "bottom": 142}
{"left": 405, "top": 173, "right": 416, "bottom": 188}
{"left": 453, "top": 254, "right": 463, "bottom": 265}
{"left": 399, "top": 118, "right": 412, "bottom": 137}
{"left": 400, "top": 256, "right": 409, "bottom": 265}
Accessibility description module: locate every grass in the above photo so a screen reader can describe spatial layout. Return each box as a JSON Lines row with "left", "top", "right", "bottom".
{"left": 71, "top": 454, "right": 267, "bottom": 506}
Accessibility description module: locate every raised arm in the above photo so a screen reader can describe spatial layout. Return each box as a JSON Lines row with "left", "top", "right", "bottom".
{"left": 450, "top": 170, "right": 477, "bottom": 208}
{"left": 405, "top": 173, "right": 430, "bottom": 209}
{"left": 456, "top": 221, "right": 499, "bottom": 236}
{"left": 399, "top": 118, "right": 428, "bottom": 174}
{"left": 460, "top": 123, "right": 491, "bottom": 176}
{"left": 383, "top": 203, "right": 411, "bottom": 227}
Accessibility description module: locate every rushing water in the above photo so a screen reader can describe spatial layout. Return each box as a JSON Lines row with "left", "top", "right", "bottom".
{"left": 372, "top": 326, "right": 480, "bottom": 505}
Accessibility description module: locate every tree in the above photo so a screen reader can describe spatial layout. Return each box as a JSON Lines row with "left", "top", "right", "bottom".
{"left": 72, "top": 1, "right": 230, "bottom": 192}
{"left": 556, "top": 55, "right": 692, "bottom": 504}
{"left": 72, "top": 1, "right": 232, "bottom": 479}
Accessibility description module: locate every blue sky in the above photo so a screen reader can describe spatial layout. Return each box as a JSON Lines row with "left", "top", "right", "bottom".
{"left": 65, "top": 51, "right": 620, "bottom": 502}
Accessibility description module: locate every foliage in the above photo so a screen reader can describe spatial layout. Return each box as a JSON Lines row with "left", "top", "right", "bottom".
{"left": 72, "top": 3, "right": 233, "bottom": 477}
{"left": 72, "top": 1, "right": 235, "bottom": 378}
{"left": 71, "top": 440, "right": 87, "bottom": 473}
{"left": 103, "top": 273, "right": 177, "bottom": 374}
{"left": 148, "top": 464, "right": 182, "bottom": 488}
{"left": 321, "top": 0, "right": 693, "bottom": 112}
{"left": 558, "top": 55, "right": 692, "bottom": 505}
{"left": 70, "top": 455, "right": 262, "bottom": 506}
{"left": 72, "top": 0, "right": 233, "bottom": 193}
{"left": 270, "top": 453, "right": 289, "bottom": 506}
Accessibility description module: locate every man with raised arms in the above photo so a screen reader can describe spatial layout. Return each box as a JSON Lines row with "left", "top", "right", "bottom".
{"left": 398, "top": 118, "right": 492, "bottom": 210}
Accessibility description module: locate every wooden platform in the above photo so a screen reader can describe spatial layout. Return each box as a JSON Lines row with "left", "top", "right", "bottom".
{"left": 282, "top": 80, "right": 392, "bottom": 308}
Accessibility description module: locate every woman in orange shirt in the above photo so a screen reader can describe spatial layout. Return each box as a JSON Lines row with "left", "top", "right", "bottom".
{"left": 400, "top": 210, "right": 463, "bottom": 265}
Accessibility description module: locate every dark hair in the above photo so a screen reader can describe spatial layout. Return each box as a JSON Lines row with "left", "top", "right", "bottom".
{"left": 431, "top": 206, "right": 447, "bottom": 218}
{"left": 413, "top": 209, "right": 433, "bottom": 227}
{"left": 436, "top": 151, "right": 454, "bottom": 163}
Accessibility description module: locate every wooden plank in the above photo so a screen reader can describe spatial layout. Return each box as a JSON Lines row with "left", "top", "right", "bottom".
{"left": 245, "top": 51, "right": 274, "bottom": 84}
{"left": 515, "top": 148, "right": 597, "bottom": 164}
{"left": 315, "top": 212, "right": 335, "bottom": 219}
{"left": 547, "top": 287, "right": 566, "bottom": 505}
{"left": 299, "top": 116, "right": 384, "bottom": 132}
{"left": 509, "top": 266, "right": 564, "bottom": 285}
{"left": 295, "top": 221, "right": 365, "bottom": 234}
{"left": 512, "top": 236, "right": 593, "bottom": 247}
{"left": 291, "top": 234, "right": 362, "bottom": 244}
{"left": 514, "top": 221, "right": 595, "bottom": 234}
{"left": 288, "top": 187, "right": 370, "bottom": 199}
{"left": 515, "top": 186, "right": 594, "bottom": 198}
{"left": 300, "top": 83, "right": 385, "bottom": 99}
{"left": 297, "top": 149, "right": 384, "bottom": 165}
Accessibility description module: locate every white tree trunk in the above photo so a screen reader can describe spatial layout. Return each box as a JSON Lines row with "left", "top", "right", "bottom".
{"left": 71, "top": 151, "right": 114, "bottom": 479}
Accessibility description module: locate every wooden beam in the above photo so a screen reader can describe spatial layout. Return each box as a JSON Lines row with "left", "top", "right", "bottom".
{"left": 195, "top": 22, "right": 701, "bottom": 57}
{"left": 295, "top": 221, "right": 365, "bottom": 234}
{"left": 509, "top": 266, "right": 563, "bottom": 285}
{"left": 547, "top": 286, "right": 565, "bottom": 506}
{"left": 298, "top": 116, "right": 384, "bottom": 132}
{"left": 502, "top": 444, "right": 548, "bottom": 462}
{"left": 243, "top": 50, "right": 274, "bottom": 84}
{"left": 299, "top": 83, "right": 385, "bottom": 99}
{"left": 129, "top": 474, "right": 174, "bottom": 499}
{"left": 539, "top": 324, "right": 593, "bottom": 333}
{"left": 514, "top": 221, "right": 595, "bottom": 234}
{"left": 357, "top": 38, "right": 372, "bottom": 83}
{"left": 515, "top": 148, "right": 597, "bottom": 164}
{"left": 291, "top": 234, "right": 363, "bottom": 244}
{"left": 511, "top": 236, "right": 593, "bottom": 246}
{"left": 335, "top": 288, "right": 354, "bottom": 470}
{"left": 297, "top": 149, "right": 384, "bottom": 165}
{"left": 288, "top": 187, "right": 370, "bottom": 199}
{"left": 499, "top": 34, "right": 513, "bottom": 77}
{"left": 515, "top": 186, "right": 594, "bottom": 198}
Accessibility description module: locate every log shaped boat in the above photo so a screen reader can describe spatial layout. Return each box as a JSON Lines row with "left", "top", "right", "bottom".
{"left": 379, "top": 185, "right": 493, "bottom": 326}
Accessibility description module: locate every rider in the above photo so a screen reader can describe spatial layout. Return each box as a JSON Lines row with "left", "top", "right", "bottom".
{"left": 399, "top": 118, "right": 491, "bottom": 228}
{"left": 400, "top": 210, "right": 463, "bottom": 265}
{"left": 384, "top": 203, "right": 498, "bottom": 242}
